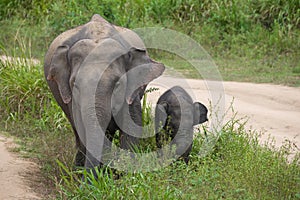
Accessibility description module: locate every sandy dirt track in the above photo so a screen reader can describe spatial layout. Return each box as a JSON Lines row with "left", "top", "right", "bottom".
{"left": 0, "top": 134, "right": 40, "bottom": 200}
{"left": 0, "top": 77, "right": 299, "bottom": 199}
{"left": 148, "top": 76, "right": 300, "bottom": 148}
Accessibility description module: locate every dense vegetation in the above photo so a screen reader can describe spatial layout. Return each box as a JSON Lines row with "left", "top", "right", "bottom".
{"left": 0, "top": 0, "right": 299, "bottom": 85}
{"left": 0, "top": 0, "right": 299, "bottom": 199}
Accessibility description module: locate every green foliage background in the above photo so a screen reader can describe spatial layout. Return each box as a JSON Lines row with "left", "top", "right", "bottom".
{"left": 0, "top": 0, "right": 299, "bottom": 85}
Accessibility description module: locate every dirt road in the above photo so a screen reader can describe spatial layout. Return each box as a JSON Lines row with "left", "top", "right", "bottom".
{"left": 0, "top": 134, "right": 40, "bottom": 200}
{"left": 148, "top": 76, "right": 300, "bottom": 148}
{"left": 0, "top": 77, "right": 299, "bottom": 199}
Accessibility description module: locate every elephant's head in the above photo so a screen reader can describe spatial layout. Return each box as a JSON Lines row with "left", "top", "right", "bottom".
{"left": 45, "top": 14, "right": 151, "bottom": 105}
{"left": 46, "top": 39, "right": 97, "bottom": 104}
{"left": 45, "top": 14, "right": 116, "bottom": 105}
{"left": 193, "top": 102, "right": 208, "bottom": 125}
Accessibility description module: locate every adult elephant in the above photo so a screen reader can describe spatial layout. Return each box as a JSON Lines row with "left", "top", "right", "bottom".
{"left": 44, "top": 14, "right": 165, "bottom": 169}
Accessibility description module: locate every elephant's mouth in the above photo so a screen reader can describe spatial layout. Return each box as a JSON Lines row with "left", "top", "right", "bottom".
{"left": 126, "top": 85, "right": 146, "bottom": 104}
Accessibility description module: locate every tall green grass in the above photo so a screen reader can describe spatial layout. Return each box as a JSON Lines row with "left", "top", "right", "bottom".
{"left": 0, "top": 47, "right": 75, "bottom": 188}
{"left": 1, "top": 0, "right": 299, "bottom": 30}
{"left": 56, "top": 118, "right": 300, "bottom": 199}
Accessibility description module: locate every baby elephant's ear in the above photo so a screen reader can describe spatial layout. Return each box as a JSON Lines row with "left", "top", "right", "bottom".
{"left": 193, "top": 102, "right": 208, "bottom": 125}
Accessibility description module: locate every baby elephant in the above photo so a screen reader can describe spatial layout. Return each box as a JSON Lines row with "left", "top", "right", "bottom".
{"left": 155, "top": 86, "right": 208, "bottom": 164}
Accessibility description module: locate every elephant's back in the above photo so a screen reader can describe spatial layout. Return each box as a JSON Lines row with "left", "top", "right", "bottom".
{"left": 161, "top": 86, "right": 193, "bottom": 105}
{"left": 113, "top": 25, "right": 146, "bottom": 51}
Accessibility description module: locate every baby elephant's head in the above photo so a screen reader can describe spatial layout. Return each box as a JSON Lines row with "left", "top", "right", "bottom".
{"left": 193, "top": 102, "right": 208, "bottom": 125}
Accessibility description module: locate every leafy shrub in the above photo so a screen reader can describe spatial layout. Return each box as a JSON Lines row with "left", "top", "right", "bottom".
{"left": 251, "top": 0, "right": 300, "bottom": 30}
{"left": 0, "top": 0, "right": 54, "bottom": 22}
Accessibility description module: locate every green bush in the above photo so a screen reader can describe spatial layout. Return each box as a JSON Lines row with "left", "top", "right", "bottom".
{"left": 0, "top": 0, "right": 54, "bottom": 22}
{"left": 0, "top": 58, "right": 74, "bottom": 182}
{"left": 1, "top": 0, "right": 299, "bottom": 32}
{"left": 251, "top": 0, "right": 300, "bottom": 30}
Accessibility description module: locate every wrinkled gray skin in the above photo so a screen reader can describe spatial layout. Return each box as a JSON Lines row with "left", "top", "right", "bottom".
{"left": 44, "top": 14, "right": 165, "bottom": 170}
{"left": 155, "top": 86, "right": 208, "bottom": 164}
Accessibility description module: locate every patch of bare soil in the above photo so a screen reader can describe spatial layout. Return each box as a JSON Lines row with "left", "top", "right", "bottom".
{"left": 0, "top": 55, "right": 40, "bottom": 66}
{"left": 0, "top": 134, "right": 43, "bottom": 200}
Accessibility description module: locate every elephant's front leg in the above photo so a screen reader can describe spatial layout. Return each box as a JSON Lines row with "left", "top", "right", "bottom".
{"left": 69, "top": 104, "right": 87, "bottom": 168}
{"left": 118, "top": 97, "right": 142, "bottom": 151}
{"left": 101, "top": 118, "right": 117, "bottom": 162}
{"left": 172, "top": 127, "right": 193, "bottom": 164}
{"left": 181, "top": 143, "right": 192, "bottom": 164}
{"left": 120, "top": 131, "right": 140, "bottom": 151}
{"left": 74, "top": 139, "right": 86, "bottom": 167}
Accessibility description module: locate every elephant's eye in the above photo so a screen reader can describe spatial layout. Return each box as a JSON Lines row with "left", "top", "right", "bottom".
{"left": 49, "top": 66, "right": 58, "bottom": 75}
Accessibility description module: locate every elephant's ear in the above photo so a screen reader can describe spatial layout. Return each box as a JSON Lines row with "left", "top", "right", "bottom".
{"left": 155, "top": 102, "right": 169, "bottom": 133}
{"left": 193, "top": 102, "right": 208, "bottom": 125}
{"left": 125, "top": 49, "right": 165, "bottom": 104}
{"left": 47, "top": 45, "right": 72, "bottom": 104}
